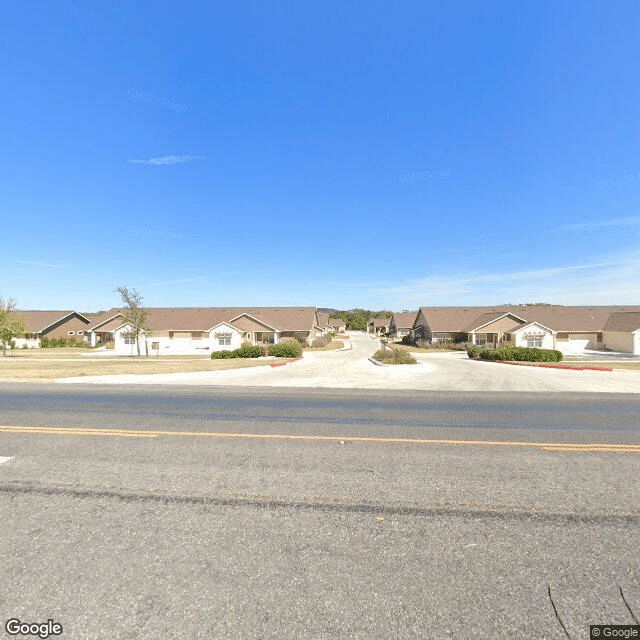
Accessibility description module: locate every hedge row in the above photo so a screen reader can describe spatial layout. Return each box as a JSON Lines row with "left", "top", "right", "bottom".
{"left": 210, "top": 344, "right": 264, "bottom": 359}
{"left": 467, "top": 345, "right": 563, "bottom": 362}
{"left": 40, "top": 337, "right": 90, "bottom": 348}
{"left": 210, "top": 341, "right": 303, "bottom": 360}
{"left": 268, "top": 341, "right": 303, "bottom": 358}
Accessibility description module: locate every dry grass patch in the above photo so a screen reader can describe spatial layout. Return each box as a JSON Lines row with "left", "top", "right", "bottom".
{"left": 558, "top": 361, "right": 640, "bottom": 371}
{"left": 0, "top": 355, "right": 274, "bottom": 382}
{"left": 304, "top": 341, "right": 344, "bottom": 351}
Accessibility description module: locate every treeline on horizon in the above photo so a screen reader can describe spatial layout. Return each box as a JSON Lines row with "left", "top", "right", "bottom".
{"left": 319, "top": 308, "right": 395, "bottom": 331}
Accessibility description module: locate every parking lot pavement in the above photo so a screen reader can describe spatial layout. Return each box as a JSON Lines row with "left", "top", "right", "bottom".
{"left": 57, "top": 332, "right": 640, "bottom": 393}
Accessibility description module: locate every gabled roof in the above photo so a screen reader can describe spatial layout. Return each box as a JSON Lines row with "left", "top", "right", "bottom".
{"left": 390, "top": 311, "right": 417, "bottom": 329}
{"left": 317, "top": 313, "right": 330, "bottom": 328}
{"left": 465, "top": 312, "right": 527, "bottom": 333}
{"left": 86, "top": 309, "right": 126, "bottom": 331}
{"left": 86, "top": 306, "right": 318, "bottom": 333}
{"left": 417, "top": 307, "right": 491, "bottom": 332}
{"left": 229, "top": 313, "right": 278, "bottom": 332}
{"left": 209, "top": 321, "right": 242, "bottom": 332}
{"left": 510, "top": 321, "right": 557, "bottom": 335}
{"left": 328, "top": 318, "right": 346, "bottom": 327}
{"left": 417, "top": 305, "right": 640, "bottom": 333}
{"left": 15, "top": 310, "right": 91, "bottom": 333}
{"left": 369, "top": 317, "right": 390, "bottom": 327}
{"left": 602, "top": 312, "right": 640, "bottom": 333}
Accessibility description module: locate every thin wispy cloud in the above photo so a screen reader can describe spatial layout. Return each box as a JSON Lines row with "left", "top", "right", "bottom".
{"left": 562, "top": 215, "right": 640, "bottom": 231}
{"left": 325, "top": 281, "right": 390, "bottom": 288}
{"left": 17, "top": 260, "right": 65, "bottom": 269}
{"left": 127, "top": 155, "right": 204, "bottom": 166}
{"left": 370, "top": 252, "right": 640, "bottom": 307}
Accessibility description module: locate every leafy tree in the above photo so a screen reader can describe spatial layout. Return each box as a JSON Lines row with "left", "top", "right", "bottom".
{"left": 0, "top": 296, "right": 26, "bottom": 356}
{"left": 115, "top": 286, "right": 152, "bottom": 356}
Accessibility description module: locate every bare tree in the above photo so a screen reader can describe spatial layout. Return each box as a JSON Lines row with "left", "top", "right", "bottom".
{"left": 0, "top": 296, "right": 26, "bottom": 356}
{"left": 115, "top": 286, "right": 151, "bottom": 356}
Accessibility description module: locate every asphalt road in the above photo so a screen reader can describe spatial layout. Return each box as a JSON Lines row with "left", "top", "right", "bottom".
{"left": 1, "top": 384, "right": 639, "bottom": 639}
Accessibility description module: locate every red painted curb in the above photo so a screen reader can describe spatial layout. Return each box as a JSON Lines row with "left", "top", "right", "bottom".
{"left": 270, "top": 356, "right": 303, "bottom": 368}
{"left": 491, "top": 360, "right": 613, "bottom": 372}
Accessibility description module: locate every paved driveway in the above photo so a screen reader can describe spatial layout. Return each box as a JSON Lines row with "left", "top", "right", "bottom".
{"left": 59, "top": 332, "right": 640, "bottom": 393}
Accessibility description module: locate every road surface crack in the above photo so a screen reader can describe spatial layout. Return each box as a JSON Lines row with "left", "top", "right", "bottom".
{"left": 620, "top": 585, "right": 639, "bottom": 624}
{"left": 548, "top": 586, "right": 572, "bottom": 639}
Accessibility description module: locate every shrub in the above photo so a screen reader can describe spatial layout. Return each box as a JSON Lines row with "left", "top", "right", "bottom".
{"left": 311, "top": 338, "right": 329, "bottom": 348}
{"left": 401, "top": 334, "right": 414, "bottom": 346}
{"left": 467, "top": 345, "right": 563, "bottom": 362}
{"left": 210, "top": 350, "right": 236, "bottom": 359}
{"left": 210, "top": 343, "right": 265, "bottom": 359}
{"left": 268, "top": 341, "right": 303, "bottom": 358}
{"left": 373, "top": 348, "right": 417, "bottom": 365}
{"left": 236, "top": 343, "right": 266, "bottom": 358}
{"left": 40, "top": 336, "right": 50, "bottom": 348}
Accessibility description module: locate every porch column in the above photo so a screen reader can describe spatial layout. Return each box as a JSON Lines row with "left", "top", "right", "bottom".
{"left": 471, "top": 332, "right": 476, "bottom": 345}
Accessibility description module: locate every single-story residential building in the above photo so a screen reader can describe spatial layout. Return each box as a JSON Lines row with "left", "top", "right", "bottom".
{"left": 317, "top": 313, "right": 332, "bottom": 336}
{"left": 411, "top": 305, "right": 640, "bottom": 355}
{"left": 86, "top": 306, "right": 322, "bottom": 355}
{"left": 602, "top": 312, "right": 640, "bottom": 355}
{"left": 367, "top": 317, "right": 391, "bottom": 335}
{"left": 327, "top": 317, "right": 347, "bottom": 333}
{"left": 12, "top": 310, "right": 92, "bottom": 348}
{"left": 387, "top": 312, "right": 418, "bottom": 341}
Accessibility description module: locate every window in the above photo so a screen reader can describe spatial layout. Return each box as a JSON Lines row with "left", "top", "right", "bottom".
{"left": 216, "top": 333, "right": 232, "bottom": 346}
{"left": 525, "top": 334, "right": 543, "bottom": 348}
{"left": 68, "top": 331, "right": 74, "bottom": 335}
{"left": 122, "top": 332, "right": 135, "bottom": 345}
{"left": 77, "top": 331, "right": 84, "bottom": 336}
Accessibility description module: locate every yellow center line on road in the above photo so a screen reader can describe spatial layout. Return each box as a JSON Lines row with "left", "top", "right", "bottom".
{"left": 0, "top": 425, "right": 639, "bottom": 452}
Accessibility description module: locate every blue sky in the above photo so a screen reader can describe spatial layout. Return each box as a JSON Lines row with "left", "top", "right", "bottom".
{"left": 2, "top": 1, "right": 639, "bottom": 311}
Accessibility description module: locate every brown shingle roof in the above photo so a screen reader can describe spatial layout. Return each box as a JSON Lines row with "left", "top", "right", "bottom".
{"left": 417, "top": 307, "right": 489, "bottom": 332}
{"left": 602, "top": 312, "right": 640, "bottom": 332}
{"left": 15, "top": 310, "right": 90, "bottom": 333}
{"left": 418, "top": 305, "right": 640, "bottom": 333}
{"left": 86, "top": 307, "right": 318, "bottom": 333}
{"left": 463, "top": 311, "right": 527, "bottom": 332}
{"left": 391, "top": 312, "right": 417, "bottom": 329}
